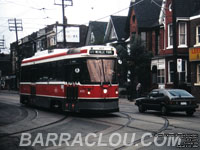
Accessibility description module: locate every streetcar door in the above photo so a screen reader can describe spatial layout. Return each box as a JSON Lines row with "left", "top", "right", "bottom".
{"left": 65, "top": 65, "right": 80, "bottom": 111}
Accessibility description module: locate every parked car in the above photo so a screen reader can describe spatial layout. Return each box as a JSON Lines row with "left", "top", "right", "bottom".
{"left": 135, "top": 89, "right": 199, "bottom": 116}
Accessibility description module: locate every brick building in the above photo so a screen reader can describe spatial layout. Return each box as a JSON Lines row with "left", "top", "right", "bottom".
{"left": 127, "top": 0, "right": 200, "bottom": 97}
{"left": 189, "top": 15, "right": 200, "bottom": 101}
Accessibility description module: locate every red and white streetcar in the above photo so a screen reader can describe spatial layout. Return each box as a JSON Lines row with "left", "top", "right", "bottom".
{"left": 20, "top": 45, "right": 119, "bottom": 113}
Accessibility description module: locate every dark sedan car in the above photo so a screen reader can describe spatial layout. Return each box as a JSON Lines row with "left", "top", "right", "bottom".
{"left": 135, "top": 89, "right": 199, "bottom": 116}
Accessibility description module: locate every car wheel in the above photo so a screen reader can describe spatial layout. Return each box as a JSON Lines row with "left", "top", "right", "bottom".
{"left": 161, "top": 106, "right": 167, "bottom": 116}
{"left": 186, "top": 110, "right": 194, "bottom": 116}
{"left": 138, "top": 104, "right": 145, "bottom": 113}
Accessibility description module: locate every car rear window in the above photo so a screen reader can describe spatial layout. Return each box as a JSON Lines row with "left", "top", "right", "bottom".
{"left": 168, "top": 90, "right": 193, "bottom": 97}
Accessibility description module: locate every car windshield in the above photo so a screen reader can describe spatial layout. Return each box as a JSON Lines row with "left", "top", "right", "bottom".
{"left": 168, "top": 89, "right": 193, "bottom": 97}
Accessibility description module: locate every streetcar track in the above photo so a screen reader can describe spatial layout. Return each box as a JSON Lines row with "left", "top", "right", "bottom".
{"left": 85, "top": 111, "right": 170, "bottom": 150}
{"left": 0, "top": 102, "right": 38, "bottom": 128}
{"left": 122, "top": 111, "right": 200, "bottom": 132}
{"left": 114, "top": 116, "right": 169, "bottom": 150}
{"left": 0, "top": 115, "right": 68, "bottom": 139}
{"left": 103, "top": 112, "right": 134, "bottom": 135}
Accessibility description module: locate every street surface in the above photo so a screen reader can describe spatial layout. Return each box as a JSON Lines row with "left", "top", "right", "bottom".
{"left": 0, "top": 91, "right": 199, "bottom": 150}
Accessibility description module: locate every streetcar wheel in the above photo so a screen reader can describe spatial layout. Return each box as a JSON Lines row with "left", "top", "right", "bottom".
{"left": 138, "top": 104, "right": 145, "bottom": 113}
{"left": 161, "top": 106, "right": 167, "bottom": 116}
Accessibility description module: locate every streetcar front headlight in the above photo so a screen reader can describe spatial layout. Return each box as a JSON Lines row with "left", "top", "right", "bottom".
{"left": 115, "top": 90, "right": 119, "bottom": 95}
{"left": 103, "top": 89, "right": 108, "bottom": 94}
{"left": 88, "top": 91, "right": 91, "bottom": 95}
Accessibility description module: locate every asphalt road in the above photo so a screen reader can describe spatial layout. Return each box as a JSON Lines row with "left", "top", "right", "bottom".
{"left": 0, "top": 91, "right": 199, "bottom": 150}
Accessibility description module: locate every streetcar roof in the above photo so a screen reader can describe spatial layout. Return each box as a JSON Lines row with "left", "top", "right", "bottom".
{"left": 21, "top": 45, "right": 117, "bottom": 66}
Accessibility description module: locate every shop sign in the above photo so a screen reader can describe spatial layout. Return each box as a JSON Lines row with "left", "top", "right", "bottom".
{"left": 189, "top": 47, "right": 200, "bottom": 61}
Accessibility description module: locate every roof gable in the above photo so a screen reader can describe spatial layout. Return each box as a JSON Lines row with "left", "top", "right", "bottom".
{"left": 85, "top": 21, "right": 107, "bottom": 45}
{"left": 104, "top": 15, "right": 128, "bottom": 43}
{"left": 133, "top": 0, "right": 163, "bottom": 28}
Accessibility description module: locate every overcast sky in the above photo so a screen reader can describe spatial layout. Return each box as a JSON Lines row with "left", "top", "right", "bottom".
{"left": 0, "top": 0, "right": 130, "bottom": 52}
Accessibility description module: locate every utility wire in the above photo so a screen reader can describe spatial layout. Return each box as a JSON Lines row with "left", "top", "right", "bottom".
{"left": 3, "top": 0, "right": 146, "bottom": 48}
{"left": 83, "top": 0, "right": 145, "bottom": 24}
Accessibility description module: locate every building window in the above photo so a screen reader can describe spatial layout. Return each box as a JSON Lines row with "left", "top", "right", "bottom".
{"left": 110, "top": 27, "right": 117, "bottom": 40}
{"left": 197, "top": 64, "right": 200, "bottom": 83}
{"left": 132, "top": 15, "right": 136, "bottom": 24}
{"left": 168, "top": 24, "right": 173, "bottom": 48}
{"left": 168, "top": 60, "right": 187, "bottom": 83}
{"left": 179, "top": 22, "right": 187, "bottom": 47}
{"left": 141, "top": 32, "right": 146, "bottom": 47}
{"left": 196, "top": 26, "right": 200, "bottom": 45}
{"left": 168, "top": 61, "right": 174, "bottom": 83}
{"left": 157, "top": 69, "right": 165, "bottom": 84}
{"left": 180, "top": 60, "right": 187, "bottom": 82}
{"left": 90, "top": 32, "right": 95, "bottom": 44}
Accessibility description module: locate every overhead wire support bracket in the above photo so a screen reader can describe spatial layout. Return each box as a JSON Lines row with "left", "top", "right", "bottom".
{"left": 54, "top": 0, "right": 73, "bottom": 7}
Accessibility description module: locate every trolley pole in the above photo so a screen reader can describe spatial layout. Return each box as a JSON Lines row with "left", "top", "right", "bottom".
{"left": 54, "top": 0, "right": 73, "bottom": 48}
{"left": 8, "top": 18, "right": 23, "bottom": 89}
{"left": 172, "top": 0, "right": 178, "bottom": 88}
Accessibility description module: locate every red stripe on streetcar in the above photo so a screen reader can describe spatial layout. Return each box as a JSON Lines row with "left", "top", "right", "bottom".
{"left": 22, "top": 49, "right": 87, "bottom": 64}
{"left": 22, "top": 52, "right": 68, "bottom": 64}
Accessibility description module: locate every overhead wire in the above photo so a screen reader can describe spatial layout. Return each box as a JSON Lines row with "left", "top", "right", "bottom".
{"left": 82, "top": 0, "right": 145, "bottom": 25}
{"left": 2, "top": 0, "right": 146, "bottom": 49}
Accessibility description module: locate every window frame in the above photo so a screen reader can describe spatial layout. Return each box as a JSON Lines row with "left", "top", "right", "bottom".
{"left": 178, "top": 22, "right": 187, "bottom": 47}
{"left": 167, "top": 24, "right": 173, "bottom": 48}
{"left": 140, "top": 32, "right": 147, "bottom": 47}
{"left": 168, "top": 60, "right": 174, "bottom": 83}
{"left": 157, "top": 69, "right": 165, "bottom": 84}
{"left": 168, "top": 60, "right": 187, "bottom": 83}
{"left": 197, "top": 64, "right": 200, "bottom": 83}
{"left": 195, "top": 25, "right": 200, "bottom": 46}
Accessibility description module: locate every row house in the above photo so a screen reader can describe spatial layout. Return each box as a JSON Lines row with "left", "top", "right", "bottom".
{"left": 85, "top": 16, "right": 129, "bottom": 49}
{"left": 127, "top": 0, "right": 200, "bottom": 99}
{"left": 189, "top": 15, "right": 200, "bottom": 100}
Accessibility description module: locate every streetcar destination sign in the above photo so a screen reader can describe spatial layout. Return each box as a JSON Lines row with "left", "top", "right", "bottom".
{"left": 89, "top": 50, "right": 114, "bottom": 55}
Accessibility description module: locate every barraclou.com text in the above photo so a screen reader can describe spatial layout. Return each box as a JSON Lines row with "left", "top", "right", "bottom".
{"left": 19, "top": 132, "right": 181, "bottom": 147}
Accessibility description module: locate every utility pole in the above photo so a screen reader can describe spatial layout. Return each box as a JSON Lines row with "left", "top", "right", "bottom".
{"left": 172, "top": 0, "right": 178, "bottom": 88}
{"left": 8, "top": 18, "right": 23, "bottom": 89}
{"left": 54, "top": 0, "right": 73, "bottom": 47}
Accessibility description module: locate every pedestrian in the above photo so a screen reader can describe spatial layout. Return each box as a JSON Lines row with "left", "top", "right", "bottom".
{"left": 136, "top": 82, "right": 141, "bottom": 98}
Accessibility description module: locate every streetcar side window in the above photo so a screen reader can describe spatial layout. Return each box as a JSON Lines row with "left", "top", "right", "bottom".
{"left": 21, "top": 66, "right": 31, "bottom": 82}
{"left": 56, "top": 61, "right": 65, "bottom": 81}
{"left": 30, "top": 66, "right": 38, "bottom": 82}
{"left": 38, "top": 63, "right": 49, "bottom": 82}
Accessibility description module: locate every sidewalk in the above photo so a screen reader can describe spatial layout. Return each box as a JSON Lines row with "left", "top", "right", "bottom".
{"left": 0, "top": 90, "right": 19, "bottom": 94}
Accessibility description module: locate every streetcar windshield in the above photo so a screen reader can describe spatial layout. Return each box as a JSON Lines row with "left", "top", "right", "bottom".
{"left": 86, "top": 59, "right": 117, "bottom": 83}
